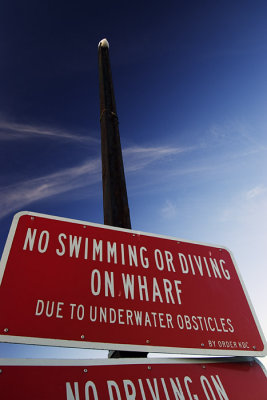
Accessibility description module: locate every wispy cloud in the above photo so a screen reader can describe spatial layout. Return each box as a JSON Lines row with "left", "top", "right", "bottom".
{"left": 246, "top": 185, "right": 267, "bottom": 199}
{"left": 220, "top": 185, "right": 267, "bottom": 224}
{"left": 208, "top": 119, "right": 267, "bottom": 151}
{"left": 208, "top": 120, "right": 253, "bottom": 144}
{"left": 0, "top": 144, "right": 190, "bottom": 219}
{"left": 0, "top": 159, "right": 101, "bottom": 219}
{"left": 123, "top": 145, "right": 190, "bottom": 172}
{"left": 0, "top": 119, "right": 99, "bottom": 144}
{"left": 161, "top": 200, "right": 177, "bottom": 219}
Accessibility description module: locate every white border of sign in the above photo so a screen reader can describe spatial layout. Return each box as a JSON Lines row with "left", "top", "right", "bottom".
{"left": 0, "top": 357, "right": 266, "bottom": 379}
{"left": 0, "top": 356, "right": 265, "bottom": 374}
{"left": 0, "top": 211, "right": 266, "bottom": 357}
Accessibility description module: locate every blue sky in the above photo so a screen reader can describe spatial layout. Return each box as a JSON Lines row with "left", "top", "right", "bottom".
{"left": 0, "top": 1, "right": 267, "bottom": 367}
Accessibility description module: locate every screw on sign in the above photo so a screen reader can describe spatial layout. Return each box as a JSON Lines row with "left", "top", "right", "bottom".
{"left": 0, "top": 358, "right": 266, "bottom": 399}
{"left": 0, "top": 211, "right": 266, "bottom": 356}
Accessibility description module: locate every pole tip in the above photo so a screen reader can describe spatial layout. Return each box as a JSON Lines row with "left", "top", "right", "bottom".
{"left": 98, "top": 38, "right": 109, "bottom": 49}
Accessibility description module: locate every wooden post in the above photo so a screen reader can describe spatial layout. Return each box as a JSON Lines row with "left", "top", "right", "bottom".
{"left": 98, "top": 39, "right": 147, "bottom": 358}
{"left": 98, "top": 38, "right": 131, "bottom": 229}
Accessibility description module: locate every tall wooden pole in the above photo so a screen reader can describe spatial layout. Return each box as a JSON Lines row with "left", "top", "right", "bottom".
{"left": 98, "top": 38, "right": 131, "bottom": 229}
{"left": 98, "top": 39, "right": 147, "bottom": 358}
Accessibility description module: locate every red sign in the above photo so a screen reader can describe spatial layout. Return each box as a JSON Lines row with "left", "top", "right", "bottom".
{"left": 0, "top": 211, "right": 266, "bottom": 355}
{"left": 0, "top": 358, "right": 266, "bottom": 399}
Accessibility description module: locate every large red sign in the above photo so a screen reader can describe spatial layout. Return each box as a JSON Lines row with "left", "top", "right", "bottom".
{"left": 0, "top": 211, "right": 265, "bottom": 355}
{"left": 0, "top": 358, "right": 266, "bottom": 399}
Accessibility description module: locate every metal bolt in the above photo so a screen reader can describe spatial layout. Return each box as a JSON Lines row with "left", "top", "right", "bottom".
{"left": 147, "top": 366, "right": 151, "bottom": 370}
{"left": 0, "top": 369, "right": 2, "bottom": 374}
{"left": 84, "top": 369, "right": 88, "bottom": 373}
{"left": 31, "top": 217, "right": 35, "bottom": 220}
{"left": 202, "top": 365, "right": 206, "bottom": 369}
{"left": 81, "top": 335, "right": 85, "bottom": 339}
{"left": 146, "top": 339, "right": 150, "bottom": 344}
{"left": 253, "top": 345, "right": 256, "bottom": 350}
{"left": 201, "top": 343, "right": 204, "bottom": 347}
{"left": 83, "top": 225, "right": 86, "bottom": 228}
{"left": 4, "top": 328, "right": 8, "bottom": 333}
{"left": 177, "top": 241, "right": 180, "bottom": 244}
{"left": 219, "top": 248, "right": 222, "bottom": 251}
